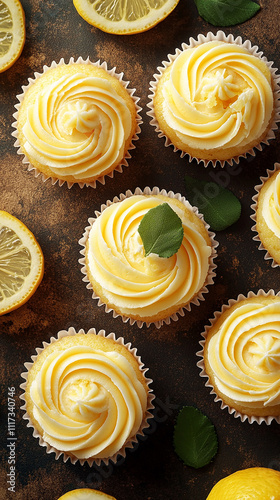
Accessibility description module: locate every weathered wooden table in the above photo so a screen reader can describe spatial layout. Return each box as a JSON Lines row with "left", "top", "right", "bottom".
{"left": 1, "top": 0, "right": 280, "bottom": 498}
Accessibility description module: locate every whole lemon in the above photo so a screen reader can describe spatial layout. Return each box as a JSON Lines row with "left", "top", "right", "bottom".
{"left": 207, "top": 467, "right": 280, "bottom": 500}
{"left": 57, "top": 489, "right": 117, "bottom": 499}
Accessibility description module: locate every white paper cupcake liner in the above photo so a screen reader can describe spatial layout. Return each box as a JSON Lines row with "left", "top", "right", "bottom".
{"left": 12, "top": 57, "right": 142, "bottom": 189}
{"left": 196, "top": 289, "right": 280, "bottom": 425}
{"left": 147, "top": 30, "right": 280, "bottom": 168}
{"left": 251, "top": 162, "right": 280, "bottom": 267}
{"left": 78, "top": 186, "right": 218, "bottom": 329}
{"left": 20, "top": 327, "right": 154, "bottom": 466}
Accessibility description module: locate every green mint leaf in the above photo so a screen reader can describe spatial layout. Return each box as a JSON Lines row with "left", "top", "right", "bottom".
{"left": 185, "top": 175, "right": 241, "bottom": 231}
{"left": 194, "top": 0, "right": 260, "bottom": 26}
{"left": 138, "top": 203, "right": 184, "bottom": 258}
{"left": 174, "top": 406, "right": 218, "bottom": 469}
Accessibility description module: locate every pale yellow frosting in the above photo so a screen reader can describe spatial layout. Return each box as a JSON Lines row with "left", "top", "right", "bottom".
{"left": 87, "top": 195, "right": 212, "bottom": 319}
{"left": 21, "top": 73, "right": 132, "bottom": 180}
{"left": 207, "top": 301, "right": 280, "bottom": 408}
{"left": 262, "top": 172, "right": 280, "bottom": 238}
{"left": 29, "top": 342, "right": 147, "bottom": 459}
{"left": 162, "top": 41, "right": 273, "bottom": 150}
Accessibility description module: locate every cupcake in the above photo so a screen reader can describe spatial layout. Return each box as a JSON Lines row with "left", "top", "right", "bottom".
{"left": 197, "top": 291, "right": 280, "bottom": 424}
{"left": 79, "top": 187, "right": 217, "bottom": 328}
{"left": 148, "top": 31, "right": 280, "bottom": 167}
{"left": 12, "top": 58, "right": 141, "bottom": 188}
{"left": 21, "top": 328, "right": 153, "bottom": 465}
{"left": 251, "top": 163, "right": 280, "bottom": 267}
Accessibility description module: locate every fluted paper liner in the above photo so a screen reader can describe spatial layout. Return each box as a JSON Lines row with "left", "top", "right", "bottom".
{"left": 20, "top": 327, "right": 154, "bottom": 466}
{"left": 197, "top": 289, "right": 280, "bottom": 425}
{"left": 147, "top": 30, "right": 280, "bottom": 168}
{"left": 251, "top": 162, "right": 280, "bottom": 267}
{"left": 12, "top": 57, "right": 142, "bottom": 189}
{"left": 78, "top": 186, "right": 218, "bottom": 329}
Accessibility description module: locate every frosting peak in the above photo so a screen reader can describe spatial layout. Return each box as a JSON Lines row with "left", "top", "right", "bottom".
{"left": 58, "top": 100, "right": 100, "bottom": 135}
{"left": 248, "top": 335, "right": 280, "bottom": 372}
{"left": 196, "top": 69, "right": 240, "bottom": 107}
{"left": 63, "top": 380, "right": 108, "bottom": 417}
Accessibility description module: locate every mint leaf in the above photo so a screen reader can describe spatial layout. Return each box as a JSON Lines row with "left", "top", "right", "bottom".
{"left": 185, "top": 175, "right": 241, "bottom": 231}
{"left": 138, "top": 203, "right": 184, "bottom": 258}
{"left": 194, "top": 0, "right": 260, "bottom": 26}
{"left": 174, "top": 406, "right": 218, "bottom": 469}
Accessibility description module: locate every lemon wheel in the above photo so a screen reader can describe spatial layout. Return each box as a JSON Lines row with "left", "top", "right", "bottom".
{"left": 57, "top": 489, "right": 117, "bottom": 500}
{"left": 0, "top": 211, "right": 44, "bottom": 315}
{"left": 73, "top": 0, "right": 180, "bottom": 34}
{"left": 0, "top": 0, "right": 25, "bottom": 72}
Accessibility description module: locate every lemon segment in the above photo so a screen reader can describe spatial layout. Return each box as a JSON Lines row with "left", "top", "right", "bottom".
{"left": 57, "top": 489, "right": 117, "bottom": 500}
{"left": 0, "top": 211, "right": 44, "bottom": 315}
{"left": 73, "top": 0, "right": 180, "bottom": 34}
{"left": 0, "top": 0, "right": 25, "bottom": 72}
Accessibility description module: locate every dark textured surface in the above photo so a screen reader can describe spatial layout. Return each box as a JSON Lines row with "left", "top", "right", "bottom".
{"left": 1, "top": 0, "right": 280, "bottom": 499}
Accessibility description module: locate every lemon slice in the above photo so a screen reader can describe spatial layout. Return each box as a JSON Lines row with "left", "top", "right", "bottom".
{"left": 0, "top": 0, "right": 25, "bottom": 73}
{"left": 0, "top": 211, "right": 44, "bottom": 315}
{"left": 57, "top": 489, "right": 117, "bottom": 500}
{"left": 73, "top": 0, "right": 180, "bottom": 34}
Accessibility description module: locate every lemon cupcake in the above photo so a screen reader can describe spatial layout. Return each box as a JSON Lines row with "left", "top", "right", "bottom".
{"left": 148, "top": 31, "right": 280, "bottom": 167}
{"left": 79, "top": 186, "right": 217, "bottom": 328}
{"left": 251, "top": 163, "right": 280, "bottom": 267}
{"left": 20, "top": 328, "right": 153, "bottom": 465}
{"left": 197, "top": 290, "right": 280, "bottom": 424}
{"left": 13, "top": 57, "right": 141, "bottom": 188}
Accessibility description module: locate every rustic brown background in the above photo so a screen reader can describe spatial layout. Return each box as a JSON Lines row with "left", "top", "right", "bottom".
{"left": 1, "top": 0, "right": 280, "bottom": 498}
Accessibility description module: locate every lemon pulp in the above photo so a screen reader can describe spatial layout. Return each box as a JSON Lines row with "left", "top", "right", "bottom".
{"left": 0, "top": 1, "right": 13, "bottom": 57}
{"left": 0, "top": 226, "right": 32, "bottom": 301}
{"left": 94, "top": 0, "right": 168, "bottom": 22}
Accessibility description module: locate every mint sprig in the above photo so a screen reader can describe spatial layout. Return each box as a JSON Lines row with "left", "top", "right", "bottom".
{"left": 138, "top": 203, "right": 184, "bottom": 258}
{"left": 174, "top": 406, "right": 218, "bottom": 469}
{"left": 185, "top": 175, "right": 241, "bottom": 231}
{"left": 194, "top": 0, "right": 260, "bottom": 26}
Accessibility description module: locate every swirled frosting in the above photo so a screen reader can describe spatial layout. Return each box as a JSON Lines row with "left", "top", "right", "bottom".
{"left": 262, "top": 172, "right": 280, "bottom": 238}
{"left": 21, "top": 70, "right": 133, "bottom": 180}
{"left": 86, "top": 195, "right": 212, "bottom": 319}
{"left": 161, "top": 41, "right": 273, "bottom": 151}
{"left": 29, "top": 336, "right": 147, "bottom": 459}
{"left": 207, "top": 300, "right": 280, "bottom": 408}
